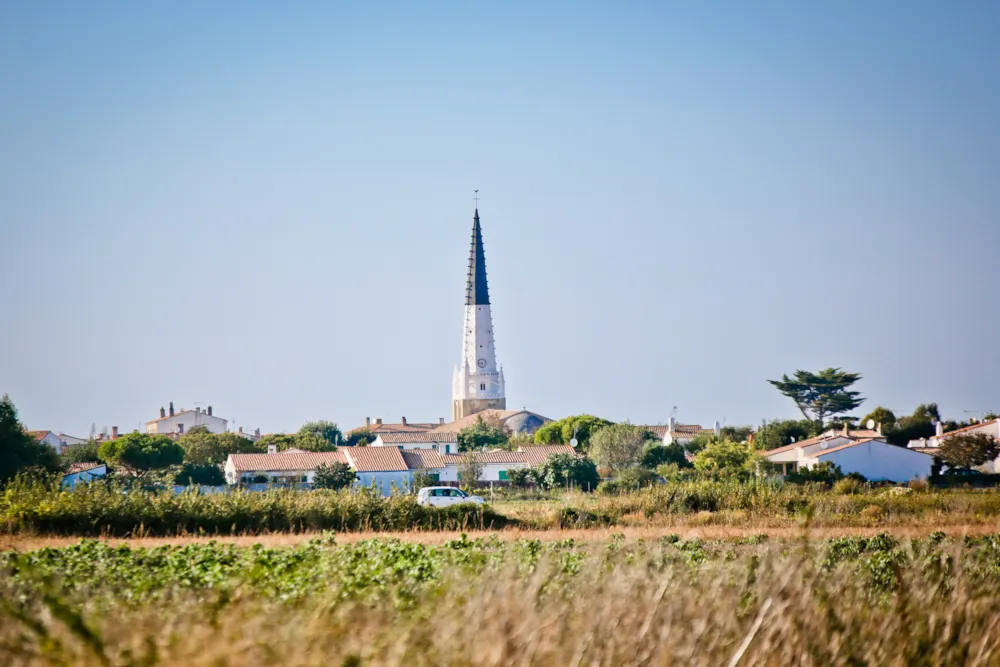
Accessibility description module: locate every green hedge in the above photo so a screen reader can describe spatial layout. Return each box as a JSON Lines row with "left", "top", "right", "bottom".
{"left": 0, "top": 477, "right": 513, "bottom": 536}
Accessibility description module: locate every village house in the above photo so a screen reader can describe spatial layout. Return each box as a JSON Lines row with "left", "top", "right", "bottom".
{"left": 61, "top": 462, "right": 108, "bottom": 489}
{"left": 642, "top": 418, "right": 720, "bottom": 446}
{"left": 146, "top": 402, "right": 228, "bottom": 436}
{"left": 223, "top": 444, "right": 579, "bottom": 493}
{"left": 27, "top": 430, "right": 64, "bottom": 452}
{"left": 370, "top": 432, "right": 460, "bottom": 454}
{"left": 764, "top": 426, "right": 933, "bottom": 482}
{"left": 909, "top": 418, "right": 1000, "bottom": 472}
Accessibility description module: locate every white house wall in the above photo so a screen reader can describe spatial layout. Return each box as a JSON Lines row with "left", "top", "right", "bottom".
{"left": 148, "top": 412, "right": 229, "bottom": 435}
{"left": 355, "top": 471, "right": 412, "bottom": 496}
{"left": 480, "top": 462, "right": 529, "bottom": 481}
{"left": 813, "top": 441, "right": 932, "bottom": 482}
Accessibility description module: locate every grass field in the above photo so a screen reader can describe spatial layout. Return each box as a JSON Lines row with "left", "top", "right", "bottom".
{"left": 7, "top": 478, "right": 1000, "bottom": 664}
{"left": 5, "top": 530, "right": 1000, "bottom": 665}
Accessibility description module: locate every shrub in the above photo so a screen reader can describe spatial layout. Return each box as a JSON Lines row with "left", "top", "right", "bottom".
{"left": 598, "top": 468, "right": 659, "bottom": 495}
{"left": 692, "top": 439, "right": 763, "bottom": 477}
{"left": 0, "top": 476, "right": 513, "bottom": 536}
{"left": 313, "top": 462, "right": 357, "bottom": 490}
{"left": 640, "top": 443, "right": 689, "bottom": 469}
{"left": 785, "top": 462, "right": 846, "bottom": 486}
{"left": 506, "top": 467, "right": 533, "bottom": 488}
{"left": 534, "top": 454, "right": 599, "bottom": 491}
{"left": 833, "top": 477, "right": 862, "bottom": 495}
{"left": 174, "top": 463, "right": 225, "bottom": 486}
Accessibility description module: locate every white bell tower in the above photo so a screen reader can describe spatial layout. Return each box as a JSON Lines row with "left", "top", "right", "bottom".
{"left": 452, "top": 207, "right": 506, "bottom": 421}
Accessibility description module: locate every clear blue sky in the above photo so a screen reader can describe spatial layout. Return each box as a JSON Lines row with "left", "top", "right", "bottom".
{"left": 2, "top": 1, "right": 998, "bottom": 437}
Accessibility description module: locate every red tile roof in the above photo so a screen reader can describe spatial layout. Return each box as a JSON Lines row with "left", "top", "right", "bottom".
{"left": 65, "top": 462, "right": 105, "bottom": 475}
{"left": 517, "top": 445, "right": 577, "bottom": 465}
{"left": 344, "top": 446, "right": 408, "bottom": 472}
{"left": 27, "top": 430, "right": 53, "bottom": 442}
{"left": 345, "top": 422, "right": 439, "bottom": 436}
{"left": 937, "top": 419, "right": 1000, "bottom": 439}
{"left": 228, "top": 451, "right": 347, "bottom": 473}
{"left": 764, "top": 434, "right": 836, "bottom": 456}
{"left": 426, "top": 410, "right": 523, "bottom": 434}
{"left": 813, "top": 438, "right": 880, "bottom": 456}
{"left": 477, "top": 450, "right": 530, "bottom": 464}
{"left": 400, "top": 449, "right": 447, "bottom": 470}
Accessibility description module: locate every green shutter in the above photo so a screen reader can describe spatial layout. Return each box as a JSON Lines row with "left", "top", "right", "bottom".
{"left": 499, "top": 470, "right": 509, "bottom": 481}
{"left": 429, "top": 473, "right": 440, "bottom": 482}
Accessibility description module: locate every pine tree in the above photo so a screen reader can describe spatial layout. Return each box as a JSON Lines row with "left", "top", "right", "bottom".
{"left": 0, "top": 394, "right": 62, "bottom": 484}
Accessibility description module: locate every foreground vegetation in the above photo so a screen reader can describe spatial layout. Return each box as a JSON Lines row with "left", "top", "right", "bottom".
{"left": 5, "top": 531, "right": 1000, "bottom": 665}
{"left": 7, "top": 476, "right": 1000, "bottom": 537}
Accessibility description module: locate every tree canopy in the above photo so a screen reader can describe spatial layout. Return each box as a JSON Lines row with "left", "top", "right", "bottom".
{"left": 754, "top": 419, "right": 820, "bottom": 451}
{"left": 640, "top": 443, "right": 690, "bottom": 469}
{"left": 179, "top": 427, "right": 258, "bottom": 464}
{"left": 297, "top": 421, "right": 342, "bottom": 448}
{"left": 0, "top": 394, "right": 62, "bottom": 484}
{"left": 692, "top": 439, "right": 763, "bottom": 476}
{"left": 457, "top": 452, "right": 484, "bottom": 484}
{"left": 860, "top": 407, "right": 897, "bottom": 430}
{"left": 343, "top": 428, "right": 375, "bottom": 447}
{"left": 533, "top": 415, "right": 613, "bottom": 451}
{"left": 588, "top": 422, "right": 648, "bottom": 472}
{"left": 313, "top": 462, "right": 357, "bottom": 490}
{"left": 457, "top": 415, "right": 511, "bottom": 452}
{"left": 533, "top": 453, "right": 599, "bottom": 491}
{"left": 767, "top": 368, "right": 865, "bottom": 426}
{"left": 98, "top": 432, "right": 184, "bottom": 481}
{"left": 938, "top": 433, "right": 1000, "bottom": 471}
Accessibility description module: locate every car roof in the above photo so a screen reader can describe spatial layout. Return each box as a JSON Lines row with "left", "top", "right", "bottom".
{"left": 420, "top": 486, "right": 457, "bottom": 491}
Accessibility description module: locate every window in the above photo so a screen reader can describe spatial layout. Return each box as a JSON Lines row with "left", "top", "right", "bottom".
{"left": 428, "top": 473, "right": 440, "bottom": 482}
{"left": 499, "top": 470, "right": 509, "bottom": 481}
{"left": 480, "top": 383, "right": 486, "bottom": 391}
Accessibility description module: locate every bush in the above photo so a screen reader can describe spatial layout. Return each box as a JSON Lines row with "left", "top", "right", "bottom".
{"left": 534, "top": 454, "right": 599, "bottom": 491}
{"left": 506, "top": 467, "right": 533, "bottom": 488}
{"left": 174, "top": 463, "right": 225, "bottom": 486}
{"left": 0, "top": 475, "right": 514, "bottom": 536}
{"left": 598, "top": 468, "right": 659, "bottom": 495}
{"left": 833, "top": 477, "right": 862, "bottom": 495}
{"left": 785, "top": 462, "right": 846, "bottom": 486}
{"left": 640, "top": 444, "right": 689, "bottom": 469}
{"left": 313, "top": 462, "right": 357, "bottom": 490}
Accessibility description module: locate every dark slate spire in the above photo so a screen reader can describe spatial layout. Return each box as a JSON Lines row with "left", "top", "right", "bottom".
{"left": 465, "top": 208, "right": 490, "bottom": 305}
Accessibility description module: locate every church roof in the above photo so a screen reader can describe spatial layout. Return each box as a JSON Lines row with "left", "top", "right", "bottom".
{"left": 466, "top": 209, "right": 490, "bottom": 306}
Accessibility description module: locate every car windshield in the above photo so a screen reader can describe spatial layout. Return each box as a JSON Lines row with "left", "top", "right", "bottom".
{"left": 455, "top": 489, "right": 467, "bottom": 497}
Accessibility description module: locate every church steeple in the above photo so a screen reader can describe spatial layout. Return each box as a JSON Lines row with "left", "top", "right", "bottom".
{"left": 465, "top": 209, "right": 490, "bottom": 306}
{"left": 452, "top": 204, "right": 507, "bottom": 421}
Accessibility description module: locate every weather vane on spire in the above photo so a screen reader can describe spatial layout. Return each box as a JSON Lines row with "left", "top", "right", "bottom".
{"left": 473, "top": 189, "right": 480, "bottom": 208}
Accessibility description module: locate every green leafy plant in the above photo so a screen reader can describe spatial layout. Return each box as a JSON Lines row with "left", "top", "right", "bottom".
{"left": 313, "top": 462, "right": 357, "bottom": 490}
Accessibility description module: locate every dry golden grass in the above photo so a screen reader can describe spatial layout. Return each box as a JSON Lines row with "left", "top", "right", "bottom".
{"left": 4, "top": 520, "right": 1000, "bottom": 552}
{"left": 5, "top": 542, "right": 1000, "bottom": 666}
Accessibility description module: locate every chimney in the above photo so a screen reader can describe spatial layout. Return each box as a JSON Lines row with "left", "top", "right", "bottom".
{"left": 877, "top": 422, "right": 883, "bottom": 436}
{"left": 169, "top": 402, "right": 174, "bottom": 417}
{"left": 111, "top": 426, "right": 118, "bottom": 439}
{"left": 668, "top": 417, "right": 676, "bottom": 433}
{"left": 714, "top": 421, "right": 721, "bottom": 438}
{"left": 267, "top": 443, "right": 277, "bottom": 455}
{"left": 401, "top": 416, "right": 407, "bottom": 426}
{"left": 376, "top": 418, "right": 383, "bottom": 425}
{"left": 254, "top": 428, "right": 261, "bottom": 438}
{"left": 207, "top": 406, "right": 212, "bottom": 416}
{"left": 936, "top": 421, "right": 944, "bottom": 437}
{"left": 365, "top": 417, "right": 371, "bottom": 427}
{"left": 439, "top": 417, "right": 445, "bottom": 425}
{"left": 196, "top": 407, "right": 201, "bottom": 415}
{"left": 842, "top": 422, "right": 849, "bottom": 436}
{"left": 238, "top": 426, "right": 244, "bottom": 434}
{"left": 160, "top": 407, "right": 166, "bottom": 419}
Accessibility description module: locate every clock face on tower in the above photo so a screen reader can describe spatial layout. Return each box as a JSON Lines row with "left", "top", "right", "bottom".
{"left": 477, "top": 358, "right": 487, "bottom": 369}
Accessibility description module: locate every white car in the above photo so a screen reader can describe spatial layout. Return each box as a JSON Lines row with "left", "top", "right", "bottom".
{"left": 416, "top": 486, "right": 485, "bottom": 507}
